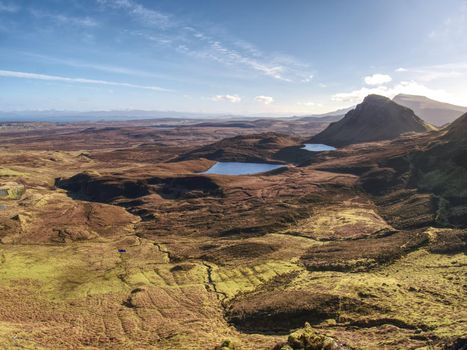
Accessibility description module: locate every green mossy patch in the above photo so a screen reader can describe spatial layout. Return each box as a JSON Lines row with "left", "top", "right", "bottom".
{"left": 0, "top": 167, "right": 26, "bottom": 177}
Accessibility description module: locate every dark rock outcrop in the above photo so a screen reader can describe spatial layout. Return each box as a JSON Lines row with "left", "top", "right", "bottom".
{"left": 56, "top": 172, "right": 223, "bottom": 202}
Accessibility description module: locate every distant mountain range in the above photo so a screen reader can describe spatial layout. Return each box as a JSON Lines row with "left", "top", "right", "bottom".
{"left": 0, "top": 109, "right": 341, "bottom": 123}
{"left": 291, "top": 106, "right": 354, "bottom": 123}
{"left": 2, "top": 94, "right": 465, "bottom": 126}
{"left": 0, "top": 110, "right": 249, "bottom": 122}
{"left": 0, "top": 107, "right": 352, "bottom": 123}
{"left": 308, "top": 94, "right": 433, "bottom": 147}
{"left": 393, "top": 94, "right": 467, "bottom": 127}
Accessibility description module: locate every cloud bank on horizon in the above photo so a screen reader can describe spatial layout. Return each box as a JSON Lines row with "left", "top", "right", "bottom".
{"left": 0, "top": 0, "right": 466, "bottom": 114}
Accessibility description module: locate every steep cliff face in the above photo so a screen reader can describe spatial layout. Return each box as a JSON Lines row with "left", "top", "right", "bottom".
{"left": 444, "top": 112, "right": 467, "bottom": 141}
{"left": 407, "top": 113, "right": 467, "bottom": 226}
{"left": 309, "top": 94, "right": 432, "bottom": 147}
{"left": 356, "top": 112, "right": 467, "bottom": 227}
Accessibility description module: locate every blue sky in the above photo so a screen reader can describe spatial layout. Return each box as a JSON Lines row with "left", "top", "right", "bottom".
{"left": 0, "top": 0, "right": 466, "bottom": 115}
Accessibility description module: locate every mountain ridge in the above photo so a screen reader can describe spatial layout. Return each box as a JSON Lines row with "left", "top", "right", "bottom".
{"left": 308, "top": 94, "right": 433, "bottom": 147}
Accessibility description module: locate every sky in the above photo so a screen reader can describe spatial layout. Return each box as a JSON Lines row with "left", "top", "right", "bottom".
{"left": 0, "top": 0, "right": 466, "bottom": 115}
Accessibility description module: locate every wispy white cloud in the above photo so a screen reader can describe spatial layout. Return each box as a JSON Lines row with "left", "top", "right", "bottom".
{"left": 30, "top": 9, "right": 98, "bottom": 27}
{"left": 24, "top": 53, "right": 169, "bottom": 80}
{"left": 208, "top": 41, "right": 290, "bottom": 81}
{"left": 210, "top": 94, "right": 241, "bottom": 103}
{"left": 99, "top": 1, "right": 311, "bottom": 82}
{"left": 0, "top": 69, "right": 171, "bottom": 91}
{"left": 364, "top": 73, "right": 392, "bottom": 85}
{"left": 0, "top": 1, "right": 18, "bottom": 13}
{"left": 337, "top": 62, "right": 467, "bottom": 106}
{"left": 416, "top": 70, "right": 462, "bottom": 82}
{"left": 298, "top": 101, "right": 323, "bottom": 107}
{"left": 178, "top": 27, "right": 293, "bottom": 81}
{"left": 395, "top": 62, "right": 467, "bottom": 82}
{"left": 332, "top": 81, "right": 451, "bottom": 104}
{"left": 232, "top": 39, "right": 262, "bottom": 58}
{"left": 428, "top": 5, "right": 466, "bottom": 41}
{"left": 97, "top": 0, "right": 171, "bottom": 28}
{"left": 302, "top": 74, "right": 314, "bottom": 83}
{"left": 255, "top": 96, "right": 274, "bottom": 105}
{"left": 426, "top": 3, "right": 467, "bottom": 58}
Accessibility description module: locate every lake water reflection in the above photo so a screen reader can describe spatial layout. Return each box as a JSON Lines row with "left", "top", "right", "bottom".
{"left": 302, "top": 144, "right": 336, "bottom": 152}
{"left": 203, "top": 162, "right": 285, "bottom": 175}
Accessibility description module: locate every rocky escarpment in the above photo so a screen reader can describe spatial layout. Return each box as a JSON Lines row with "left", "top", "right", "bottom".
{"left": 357, "top": 112, "right": 467, "bottom": 228}
{"left": 56, "top": 172, "right": 223, "bottom": 202}
{"left": 407, "top": 113, "right": 467, "bottom": 226}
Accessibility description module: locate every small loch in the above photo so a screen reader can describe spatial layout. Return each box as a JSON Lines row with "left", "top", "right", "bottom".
{"left": 203, "top": 162, "right": 285, "bottom": 175}
{"left": 302, "top": 144, "right": 336, "bottom": 152}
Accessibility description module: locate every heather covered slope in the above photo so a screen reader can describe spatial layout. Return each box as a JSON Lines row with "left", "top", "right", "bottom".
{"left": 309, "top": 94, "right": 433, "bottom": 147}
{"left": 175, "top": 132, "right": 298, "bottom": 163}
{"left": 394, "top": 93, "right": 467, "bottom": 126}
{"left": 408, "top": 112, "right": 467, "bottom": 225}
{"left": 445, "top": 112, "right": 467, "bottom": 140}
{"left": 175, "top": 132, "right": 316, "bottom": 164}
{"left": 313, "top": 111, "right": 467, "bottom": 228}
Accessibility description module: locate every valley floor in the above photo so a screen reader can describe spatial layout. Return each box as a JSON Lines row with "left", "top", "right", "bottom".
{"left": 0, "top": 122, "right": 465, "bottom": 349}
